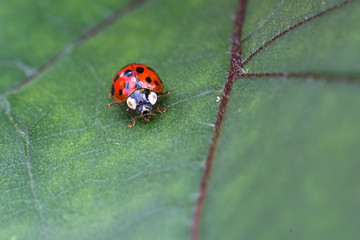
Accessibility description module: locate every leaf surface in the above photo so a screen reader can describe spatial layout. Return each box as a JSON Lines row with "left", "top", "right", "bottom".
{"left": 202, "top": 0, "right": 360, "bottom": 239}
{"left": 1, "top": 0, "right": 360, "bottom": 239}
{"left": 0, "top": 0, "right": 130, "bottom": 92}
{"left": 0, "top": 0, "right": 235, "bottom": 239}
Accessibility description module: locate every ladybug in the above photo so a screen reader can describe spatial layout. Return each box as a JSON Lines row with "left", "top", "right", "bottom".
{"left": 108, "top": 63, "right": 169, "bottom": 127}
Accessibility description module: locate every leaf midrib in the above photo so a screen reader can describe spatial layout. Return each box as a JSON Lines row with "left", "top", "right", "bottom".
{"left": 2, "top": 0, "right": 359, "bottom": 239}
{"left": 191, "top": 0, "right": 359, "bottom": 239}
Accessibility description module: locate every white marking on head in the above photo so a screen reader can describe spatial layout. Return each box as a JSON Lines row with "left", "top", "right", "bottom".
{"left": 141, "top": 105, "right": 151, "bottom": 118}
{"left": 126, "top": 97, "right": 137, "bottom": 110}
{"left": 148, "top": 92, "right": 158, "bottom": 105}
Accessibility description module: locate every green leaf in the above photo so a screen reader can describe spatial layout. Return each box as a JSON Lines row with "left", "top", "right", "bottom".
{"left": 202, "top": 0, "right": 360, "bottom": 239}
{"left": 1, "top": 0, "right": 360, "bottom": 240}
{"left": 1, "top": 0, "right": 233, "bottom": 239}
{"left": 0, "top": 0, "right": 131, "bottom": 92}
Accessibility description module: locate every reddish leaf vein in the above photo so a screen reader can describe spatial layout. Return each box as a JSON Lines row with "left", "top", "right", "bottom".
{"left": 240, "top": 72, "right": 360, "bottom": 82}
{"left": 191, "top": 0, "right": 248, "bottom": 239}
{"left": 243, "top": 0, "right": 355, "bottom": 66}
{"left": 191, "top": 0, "right": 357, "bottom": 239}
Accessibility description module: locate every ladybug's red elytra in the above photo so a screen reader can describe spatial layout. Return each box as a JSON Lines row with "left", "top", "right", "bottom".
{"left": 108, "top": 63, "right": 169, "bottom": 128}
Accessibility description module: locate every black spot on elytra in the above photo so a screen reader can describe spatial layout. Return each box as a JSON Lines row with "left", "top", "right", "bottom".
{"left": 111, "top": 85, "right": 115, "bottom": 96}
{"left": 124, "top": 70, "right": 133, "bottom": 77}
{"left": 124, "top": 82, "right": 130, "bottom": 89}
{"left": 147, "top": 67, "right": 155, "bottom": 72}
{"left": 119, "top": 89, "right": 123, "bottom": 95}
{"left": 155, "top": 81, "right": 159, "bottom": 86}
{"left": 113, "top": 74, "right": 120, "bottom": 83}
{"left": 146, "top": 77, "right": 152, "bottom": 83}
{"left": 136, "top": 67, "right": 144, "bottom": 74}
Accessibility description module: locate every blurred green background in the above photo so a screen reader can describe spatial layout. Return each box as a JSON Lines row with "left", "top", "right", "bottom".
{"left": 1, "top": 0, "right": 359, "bottom": 239}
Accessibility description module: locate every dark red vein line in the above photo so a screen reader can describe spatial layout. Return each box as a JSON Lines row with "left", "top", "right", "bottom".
{"left": 239, "top": 72, "right": 360, "bottom": 82}
{"left": 12, "top": 0, "right": 148, "bottom": 91}
{"left": 191, "top": 0, "right": 248, "bottom": 239}
{"left": 242, "top": 0, "right": 284, "bottom": 42}
{"left": 230, "top": 0, "right": 248, "bottom": 67}
{"left": 243, "top": 0, "right": 355, "bottom": 66}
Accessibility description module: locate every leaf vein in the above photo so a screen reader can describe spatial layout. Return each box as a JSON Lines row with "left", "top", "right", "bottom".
{"left": 0, "top": 97, "right": 44, "bottom": 223}
{"left": 7, "top": 0, "right": 149, "bottom": 94}
{"left": 243, "top": 0, "right": 355, "bottom": 66}
{"left": 242, "top": 0, "right": 284, "bottom": 42}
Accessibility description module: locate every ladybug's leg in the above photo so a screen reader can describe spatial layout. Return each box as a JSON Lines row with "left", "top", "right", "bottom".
{"left": 126, "top": 108, "right": 140, "bottom": 128}
{"left": 143, "top": 112, "right": 157, "bottom": 123}
{"left": 160, "top": 90, "right": 170, "bottom": 96}
{"left": 154, "top": 97, "right": 167, "bottom": 113}
{"left": 108, "top": 102, "right": 125, "bottom": 108}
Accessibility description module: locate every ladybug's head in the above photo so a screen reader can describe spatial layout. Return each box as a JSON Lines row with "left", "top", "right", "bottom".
{"left": 137, "top": 104, "right": 152, "bottom": 119}
{"left": 126, "top": 89, "right": 158, "bottom": 120}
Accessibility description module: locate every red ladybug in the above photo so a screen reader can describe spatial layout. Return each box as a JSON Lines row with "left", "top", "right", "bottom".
{"left": 108, "top": 63, "right": 169, "bottom": 127}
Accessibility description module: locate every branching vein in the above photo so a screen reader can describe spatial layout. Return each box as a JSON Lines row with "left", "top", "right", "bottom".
{"left": 0, "top": 98, "right": 44, "bottom": 221}
{"left": 243, "top": 0, "right": 355, "bottom": 66}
